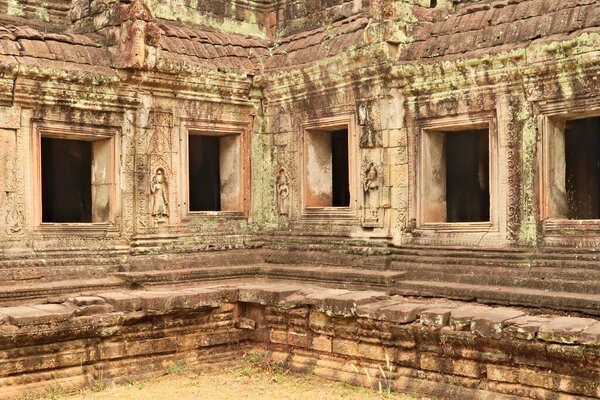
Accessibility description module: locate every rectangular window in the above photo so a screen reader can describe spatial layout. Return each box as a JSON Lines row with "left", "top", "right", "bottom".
{"left": 189, "top": 135, "right": 221, "bottom": 211}
{"left": 445, "top": 130, "right": 489, "bottom": 222}
{"left": 41, "top": 138, "right": 92, "bottom": 223}
{"left": 564, "top": 117, "right": 600, "bottom": 220}
{"left": 188, "top": 133, "right": 241, "bottom": 212}
{"left": 331, "top": 129, "right": 350, "bottom": 207}
{"left": 422, "top": 128, "right": 490, "bottom": 223}
{"left": 305, "top": 128, "right": 350, "bottom": 208}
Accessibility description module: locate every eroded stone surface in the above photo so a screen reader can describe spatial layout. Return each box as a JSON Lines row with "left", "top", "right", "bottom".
{"left": 471, "top": 308, "right": 525, "bottom": 339}
{"left": 504, "top": 316, "right": 552, "bottom": 340}
{"left": 450, "top": 305, "right": 494, "bottom": 331}
{"left": 0, "top": 284, "right": 598, "bottom": 399}
{"left": 538, "top": 317, "right": 599, "bottom": 344}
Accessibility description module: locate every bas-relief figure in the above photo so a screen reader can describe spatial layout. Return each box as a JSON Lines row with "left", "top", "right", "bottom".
{"left": 276, "top": 167, "right": 290, "bottom": 216}
{"left": 362, "top": 161, "right": 382, "bottom": 228}
{"left": 151, "top": 167, "right": 169, "bottom": 221}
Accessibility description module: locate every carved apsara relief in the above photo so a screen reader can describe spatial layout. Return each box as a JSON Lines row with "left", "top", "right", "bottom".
{"left": 5, "top": 193, "right": 23, "bottom": 233}
{"left": 143, "top": 111, "right": 174, "bottom": 229}
{"left": 362, "top": 161, "right": 383, "bottom": 228}
{"left": 276, "top": 167, "right": 290, "bottom": 216}
{"left": 358, "top": 101, "right": 382, "bottom": 148}
{"left": 150, "top": 167, "right": 169, "bottom": 225}
{"left": 0, "top": 128, "right": 23, "bottom": 234}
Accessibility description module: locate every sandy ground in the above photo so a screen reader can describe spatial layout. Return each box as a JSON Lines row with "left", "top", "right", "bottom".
{"left": 25, "top": 366, "right": 425, "bottom": 400}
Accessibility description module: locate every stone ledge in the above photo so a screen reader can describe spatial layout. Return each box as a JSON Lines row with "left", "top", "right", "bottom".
{"left": 2, "top": 283, "right": 600, "bottom": 399}
{"left": 1, "top": 284, "right": 599, "bottom": 346}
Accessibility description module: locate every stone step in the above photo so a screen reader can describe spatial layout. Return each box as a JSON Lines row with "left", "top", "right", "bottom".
{"left": 0, "top": 255, "right": 124, "bottom": 268}
{"left": 113, "top": 265, "right": 261, "bottom": 286}
{"left": 391, "top": 280, "right": 600, "bottom": 315}
{"left": 391, "top": 254, "right": 600, "bottom": 270}
{"left": 390, "top": 245, "right": 600, "bottom": 264}
{"left": 265, "top": 241, "right": 600, "bottom": 270}
{"left": 0, "top": 264, "right": 120, "bottom": 286}
{"left": 402, "top": 271, "right": 600, "bottom": 295}
{"left": 392, "top": 256, "right": 600, "bottom": 292}
{"left": 0, "top": 277, "right": 124, "bottom": 306}
{"left": 113, "top": 264, "right": 405, "bottom": 289}
{"left": 264, "top": 249, "right": 390, "bottom": 270}
{"left": 263, "top": 265, "right": 405, "bottom": 288}
{"left": 123, "top": 250, "right": 264, "bottom": 272}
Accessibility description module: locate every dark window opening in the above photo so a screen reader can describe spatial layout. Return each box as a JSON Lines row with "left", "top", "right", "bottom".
{"left": 189, "top": 135, "right": 221, "bottom": 211}
{"left": 430, "top": 0, "right": 437, "bottom": 8}
{"left": 331, "top": 129, "right": 350, "bottom": 207}
{"left": 565, "top": 117, "right": 600, "bottom": 220}
{"left": 41, "top": 137, "right": 92, "bottom": 223}
{"left": 445, "top": 129, "right": 490, "bottom": 222}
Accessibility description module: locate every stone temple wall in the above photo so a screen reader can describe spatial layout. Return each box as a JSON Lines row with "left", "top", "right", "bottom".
{"left": 1, "top": 0, "right": 600, "bottom": 395}
{"left": 0, "top": 0, "right": 599, "bottom": 296}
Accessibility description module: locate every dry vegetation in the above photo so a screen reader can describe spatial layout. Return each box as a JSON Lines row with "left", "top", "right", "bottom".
{"left": 17, "top": 352, "right": 429, "bottom": 400}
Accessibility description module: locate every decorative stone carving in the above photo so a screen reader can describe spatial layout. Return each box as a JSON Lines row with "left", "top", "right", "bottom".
{"left": 150, "top": 167, "right": 169, "bottom": 223}
{"left": 4, "top": 193, "right": 23, "bottom": 233}
{"left": 362, "top": 162, "right": 383, "bottom": 228}
{"left": 358, "top": 101, "right": 382, "bottom": 148}
{"left": 276, "top": 167, "right": 290, "bottom": 216}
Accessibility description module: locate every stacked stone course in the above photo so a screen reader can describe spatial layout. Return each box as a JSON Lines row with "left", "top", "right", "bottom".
{"left": 1, "top": 283, "right": 600, "bottom": 399}
{"left": 2, "top": 0, "right": 600, "bottom": 397}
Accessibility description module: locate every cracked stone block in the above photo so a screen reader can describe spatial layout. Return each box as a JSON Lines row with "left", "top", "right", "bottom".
{"left": 470, "top": 308, "right": 525, "bottom": 339}
{"left": 356, "top": 298, "right": 403, "bottom": 318}
{"left": 2, "top": 304, "right": 75, "bottom": 326}
{"left": 216, "top": 287, "right": 240, "bottom": 303}
{"left": 134, "top": 290, "right": 221, "bottom": 312}
{"left": 311, "top": 335, "right": 332, "bottom": 352}
{"left": 235, "top": 317, "right": 256, "bottom": 330}
{"left": 332, "top": 338, "right": 359, "bottom": 357}
{"left": 304, "top": 289, "right": 351, "bottom": 306}
{"left": 420, "top": 307, "right": 454, "bottom": 327}
{"left": 97, "top": 292, "right": 143, "bottom": 312}
{"left": 306, "top": 290, "right": 386, "bottom": 316}
{"left": 538, "top": 317, "right": 599, "bottom": 344}
{"left": 237, "top": 284, "right": 302, "bottom": 305}
{"left": 450, "top": 305, "right": 493, "bottom": 331}
{"left": 135, "top": 291, "right": 176, "bottom": 311}
{"left": 270, "top": 330, "right": 287, "bottom": 344}
{"left": 174, "top": 288, "right": 222, "bottom": 309}
{"left": 376, "top": 302, "right": 431, "bottom": 323}
{"left": 546, "top": 343, "right": 584, "bottom": 362}
{"left": 504, "top": 316, "right": 552, "bottom": 340}
{"left": 70, "top": 296, "right": 106, "bottom": 306}
{"left": 358, "top": 342, "right": 390, "bottom": 362}
{"left": 580, "top": 322, "right": 600, "bottom": 346}
{"left": 73, "top": 304, "right": 115, "bottom": 316}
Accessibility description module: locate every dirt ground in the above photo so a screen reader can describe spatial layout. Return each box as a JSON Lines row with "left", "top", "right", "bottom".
{"left": 19, "top": 361, "right": 427, "bottom": 400}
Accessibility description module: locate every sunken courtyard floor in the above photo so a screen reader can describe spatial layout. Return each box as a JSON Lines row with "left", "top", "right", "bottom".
{"left": 20, "top": 359, "right": 427, "bottom": 400}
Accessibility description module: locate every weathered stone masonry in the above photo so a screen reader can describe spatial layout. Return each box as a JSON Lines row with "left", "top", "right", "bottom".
{"left": 2, "top": 283, "right": 600, "bottom": 399}
{"left": 2, "top": 0, "right": 600, "bottom": 397}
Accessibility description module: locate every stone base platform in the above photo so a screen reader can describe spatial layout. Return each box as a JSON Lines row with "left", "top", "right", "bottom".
{"left": 2, "top": 282, "right": 600, "bottom": 399}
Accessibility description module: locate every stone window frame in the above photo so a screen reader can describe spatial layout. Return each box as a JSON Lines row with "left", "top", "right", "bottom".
{"left": 31, "top": 120, "right": 119, "bottom": 234}
{"left": 415, "top": 112, "right": 500, "bottom": 234}
{"left": 537, "top": 98, "right": 600, "bottom": 235}
{"left": 297, "top": 114, "right": 359, "bottom": 222}
{"left": 179, "top": 119, "right": 250, "bottom": 219}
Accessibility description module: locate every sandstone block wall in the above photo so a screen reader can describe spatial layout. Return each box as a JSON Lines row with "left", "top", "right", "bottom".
{"left": 1, "top": 0, "right": 600, "bottom": 257}
{"left": 3, "top": 283, "right": 600, "bottom": 399}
